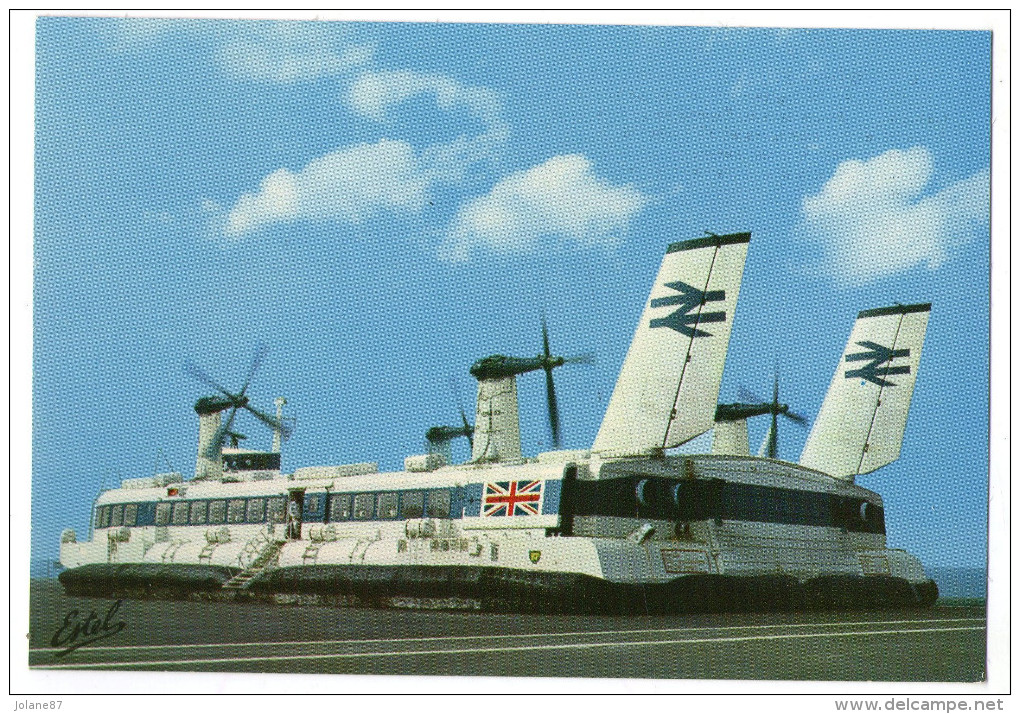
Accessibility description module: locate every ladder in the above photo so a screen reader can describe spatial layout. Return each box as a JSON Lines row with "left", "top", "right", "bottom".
{"left": 222, "top": 539, "right": 283, "bottom": 591}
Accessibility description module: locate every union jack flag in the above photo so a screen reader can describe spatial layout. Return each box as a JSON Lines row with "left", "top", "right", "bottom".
{"left": 481, "top": 480, "right": 543, "bottom": 517}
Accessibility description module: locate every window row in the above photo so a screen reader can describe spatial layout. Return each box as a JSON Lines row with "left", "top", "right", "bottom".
{"left": 94, "top": 489, "right": 454, "bottom": 529}
{"left": 93, "top": 503, "right": 139, "bottom": 528}
{"left": 328, "top": 489, "right": 450, "bottom": 521}
{"left": 151, "top": 498, "right": 288, "bottom": 526}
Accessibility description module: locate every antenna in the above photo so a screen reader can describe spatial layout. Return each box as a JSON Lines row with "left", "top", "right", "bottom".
{"left": 157, "top": 448, "right": 174, "bottom": 474}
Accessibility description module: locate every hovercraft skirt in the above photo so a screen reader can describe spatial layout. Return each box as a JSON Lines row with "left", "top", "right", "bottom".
{"left": 56, "top": 562, "right": 936, "bottom": 612}
{"left": 58, "top": 563, "right": 239, "bottom": 599}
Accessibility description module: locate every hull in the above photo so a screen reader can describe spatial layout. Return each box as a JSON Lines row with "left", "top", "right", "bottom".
{"left": 58, "top": 456, "right": 939, "bottom": 614}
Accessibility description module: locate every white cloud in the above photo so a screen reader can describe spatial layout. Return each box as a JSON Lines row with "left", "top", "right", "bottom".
{"left": 221, "top": 68, "right": 509, "bottom": 238}
{"left": 798, "top": 147, "right": 989, "bottom": 285}
{"left": 441, "top": 155, "right": 648, "bottom": 261}
{"left": 223, "top": 139, "right": 429, "bottom": 237}
{"left": 348, "top": 69, "right": 509, "bottom": 183}
{"left": 95, "top": 18, "right": 371, "bottom": 81}
{"left": 218, "top": 22, "right": 372, "bottom": 82}
{"left": 348, "top": 70, "right": 502, "bottom": 126}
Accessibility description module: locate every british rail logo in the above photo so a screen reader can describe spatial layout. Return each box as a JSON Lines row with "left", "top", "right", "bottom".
{"left": 649, "top": 280, "right": 726, "bottom": 337}
{"left": 845, "top": 341, "right": 911, "bottom": 387}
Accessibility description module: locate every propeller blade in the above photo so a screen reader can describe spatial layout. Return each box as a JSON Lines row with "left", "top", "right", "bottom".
{"left": 564, "top": 352, "right": 596, "bottom": 365}
{"left": 737, "top": 386, "right": 763, "bottom": 404}
{"left": 545, "top": 365, "right": 561, "bottom": 449}
{"left": 204, "top": 405, "right": 239, "bottom": 459}
{"left": 458, "top": 404, "right": 474, "bottom": 450}
{"left": 540, "top": 316, "right": 561, "bottom": 448}
{"left": 541, "top": 314, "right": 552, "bottom": 360}
{"left": 186, "top": 362, "right": 235, "bottom": 399}
{"left": 245, "top": 402, "right": 292, "bottom": 439}
{"left": 768, "top": 409, "right": 778, "bottom": 459}
{"left": 449, "top": 375, "right": 474, "bottom": 451}
{"left": 783, "top": 410, "right": 809, "bottom": 426}
{"left": 239, "top": 344, "right": 268, "bottom": 397}
{"left": 771, "top": 365, "right": 783, "bottom": 457}
{"left": 757, "top": 421, "right": 773, "bottom": 458}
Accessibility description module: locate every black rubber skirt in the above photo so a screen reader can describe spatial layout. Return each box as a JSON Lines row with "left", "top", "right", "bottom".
{"left": 58, "top": 562, "right": 938, "bottom": 613}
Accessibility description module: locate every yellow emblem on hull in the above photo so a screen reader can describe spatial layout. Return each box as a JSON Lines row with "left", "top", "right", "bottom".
{"left": 529, "top": 550, "right": 541, "bottom": 564}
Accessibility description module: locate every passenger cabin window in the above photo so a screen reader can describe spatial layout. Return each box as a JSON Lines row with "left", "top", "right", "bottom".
{"left": 155, "top": 503, "right": 171, "bottom": 526}
{"left": 96, "top": 506, "right": 111, "bottom": 528}
{"left": 267, "top": 497, "right": 286, "bottom": 523}
{"left": 172, "top": 501, "right": 189, "bottom": 525}
{"left": 190, "top": 501, "right": 207, "bottom": 525}
{"left": 228, "top": 499, "right": 246, "bottom": 524}
{"left": 123, "top": 504, "right": 138, "bottom": 526}
{"left": 247, "top": 498, "right": 265, "bottom": 523}
{"left": 427, "top": 489, "right": 451, "bottom": 518}
{"left": 377, "top": 492, "right": 398, "bottom": 520}
{"left": 208, "top": 500, "right": 226, "bottom": 524}
{"left": 305, "top": 496, "right": 321, "bottom": 514}
{"left": 401, "top": 492, "right": 424, "bottom": 519}
{"left": 353, "top": 493, "right": 374, "bottom": 520}
{"left": 329, "top": 494, "right": 351, "bottom": 522}
{"left": 110, "top": 505, "right": 124, "bottom": 527}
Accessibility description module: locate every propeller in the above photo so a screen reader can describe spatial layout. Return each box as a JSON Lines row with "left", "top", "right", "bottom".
{"left": 424, "top": 380, "right": 475, "bottom": 455}
{"left": 468, "top": 319, "right": 592, "bottom": 450}
{"left": 538, "top": 318, "right": 595, "bottom": 448}
{"left": 187, "top": 345, "right": 291, "bottom": 459}
{"left": 717, "top": 366, "right": 807, "bottom": 460}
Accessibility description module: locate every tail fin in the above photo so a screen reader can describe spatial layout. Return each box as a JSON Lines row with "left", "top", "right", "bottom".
{"left": 593, "top": 232, "right": 750, "bottom": 457}
{"left": 799, "top": 303, "right": 931, "bottom": 480}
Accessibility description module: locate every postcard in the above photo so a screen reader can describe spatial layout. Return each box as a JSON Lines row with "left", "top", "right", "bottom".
{"left": 13, "top": 10, "right": 1006, "bottom": 701}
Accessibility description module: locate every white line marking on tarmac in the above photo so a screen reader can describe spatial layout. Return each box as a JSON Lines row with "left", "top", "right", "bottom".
{"left": 28, "top": 616, "right": 984, "bottom": 655}
{"left": 35, "top": 625, "right": 985, "bottom": 669}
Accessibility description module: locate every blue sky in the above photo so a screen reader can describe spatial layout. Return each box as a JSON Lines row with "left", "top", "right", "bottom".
{"left": 32, "top": 17, "right": 990, "bottom": 569}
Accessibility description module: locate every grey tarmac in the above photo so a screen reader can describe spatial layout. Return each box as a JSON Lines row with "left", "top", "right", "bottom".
{"left": 28, "top": 580, "right": 985, "bottom": 681}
